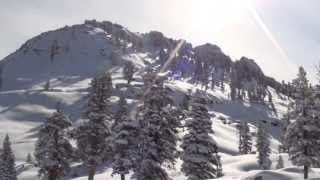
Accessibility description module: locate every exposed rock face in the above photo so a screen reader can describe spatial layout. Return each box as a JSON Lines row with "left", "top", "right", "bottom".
{"left": 194, "top": 43, "right": 232, "bottom": 72}
{"left": 0, "top": 19, "right": 284, "bottom": 95}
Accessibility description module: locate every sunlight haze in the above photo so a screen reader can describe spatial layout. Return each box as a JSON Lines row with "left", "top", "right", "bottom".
{"left": 1, "top": 0, "right": 319, "bottom": 82}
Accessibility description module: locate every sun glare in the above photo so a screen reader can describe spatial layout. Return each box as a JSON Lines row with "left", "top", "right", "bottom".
{"left": 185, "top": 0, "right": 252, "bottom": 33}
{"left": 181, "top": 0, "right": 293, "bottom": 79}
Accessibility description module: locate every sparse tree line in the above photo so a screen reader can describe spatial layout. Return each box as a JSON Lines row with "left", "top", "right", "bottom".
{"left": 237, "top": 121, "right": 272, "bottom": 170}
{"left": 0, "top": 69, "right": 223, "bottom": 180}
{"left": 1, "top": 65, "right": 315, "bottom": 180}
{"left": 235, "top": 65, "right": 320, "bottom": 180}
{"left": 17, "top": 19, "right": 292, "bottom": 107}
{"left": 250, "top": 66, "right": 320, "bottom": 179}
{"left": 237, "top": 120, "right": 286, "bottom": 171}
{"left": 158, "top": 42, "right": 293, "bottom": 106}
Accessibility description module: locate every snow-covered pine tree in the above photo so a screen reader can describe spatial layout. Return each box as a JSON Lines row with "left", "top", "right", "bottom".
{"left": 0, "top": 134, "right": 17, "bottom": 180}
{"left": 123, "top": 61, "right": 135, "bottom": 84}
{"left": 100, "top": 72, "right": 113, "bottom": 99}
{"left": 276, "top": 155, "right": 284, "bottom": 169}
{"left": 112, "top": 96, "right": 139, "bottom": 180}
{"left": 112, "top": 95, "right": 126, "bottom": 130}
{"left": 284, "top": 66, "right": 320, "bottom": 179}
{"left": 256, "top": 123, "right": 271, "bottom": 170}
{"left": 238, "top": 122, "right": 252, "bottom": 154}
{"left": 292, "top": 66, "right": 309, "bottom": 115}
{"left": 74, "top": 75, "right": 113, "bottom": 180}
{"left": 34, "top": 105, "right": 73, "bottom": 180}
{"left": 181, "top": 95, "right": 221, "bottom": 180}
{"left": 284, "top": 96, "right": 320, "bottom": 179}
{"left": 134, "top": 80, "right": 180, "bottom": 180}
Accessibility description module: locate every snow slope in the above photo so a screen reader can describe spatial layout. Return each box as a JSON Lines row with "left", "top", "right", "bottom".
{"left": 0, "top": 20, "right": 316, "bottom": 180}
{"left": 5, "top": 78, "right": 302, "bottom": 180}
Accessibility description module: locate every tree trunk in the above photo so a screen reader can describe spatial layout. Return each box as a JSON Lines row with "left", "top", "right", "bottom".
{"left": 88, "top": 166, "right": 96, "bottom": 180}
{"left": 303, "top": 116, "right": 308, "bottom": 180}
{"left": 48, "top": 169, "right": 57, "bottom": 180}
{"left": 121, "top": 174, "right": 125, "bottom": 180}
{"left": 304, "top": 165, "right": 308, "bottom": 179}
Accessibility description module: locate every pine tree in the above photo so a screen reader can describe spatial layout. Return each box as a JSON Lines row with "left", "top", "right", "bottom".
{"left": 100, "top": 72, "right": 113, "bottom": 99}
{"left": 74, "top": 75, "right": 113, "bottom": 180}
{"left": 256, "top": 123, "right": 271, "bottom": 170}
{"left": 292, "top": 66, "right": 309, "bottom": 114}
{"left": 238, "top": 122, "right": 252, "bottom": 154}
{"left": 112, "top": 96, "right": 126, "bottom": 130}
{"left": 276, "top": 155, "right": 284, "bottom": 169}
{"left": 134, "top": 80, "right": 180, "bottom": 180}
{"left": 181, "top": 95, "right": 221, "bottom": 180}
{"left": 112, "top": 96, "right": 139, "bottom": 180}
{"left": 216, "top": 156, "right": 223, "bottom": 178}
{"left": 0, "top": 134, "right": 17, "bottom": 180}
{"left": 123, "top": 61, "right": 135, "bottom": 84}
{"left": 34, "top": 105, "right": 73, "bottom": 180}
{"left": 284, "top": 96, "right": 320, "bottom": 179}
{"left": 284, "top": 67, "right": 320, "bottom": 179}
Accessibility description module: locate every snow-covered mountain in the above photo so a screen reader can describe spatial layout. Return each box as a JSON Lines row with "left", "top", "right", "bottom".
{"left": 0, "top": 20, "right": 316, "bottom": 180}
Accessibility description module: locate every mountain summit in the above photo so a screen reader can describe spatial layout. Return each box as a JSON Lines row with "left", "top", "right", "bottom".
{"left": 0, "top": 20, "right": 300, "bottom": 180}
{"left": 1, "top": 19, "right": 281, "bottom": 94}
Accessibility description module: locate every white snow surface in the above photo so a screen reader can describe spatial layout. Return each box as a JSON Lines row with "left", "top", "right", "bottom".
{"left": 11, "top": 74, "right": 318, "bottom": 180}
{"left": 0, "top": 22, "right": 318, "bottom": 180}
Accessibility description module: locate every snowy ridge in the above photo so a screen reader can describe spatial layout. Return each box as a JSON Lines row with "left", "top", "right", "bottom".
{"left": 0, "top": 20, "right": 315, "bottom": 179}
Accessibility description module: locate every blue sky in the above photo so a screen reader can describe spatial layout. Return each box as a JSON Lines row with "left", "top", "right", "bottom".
{"left": 1, "top": 0, "right": 319, "bottom": 82}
